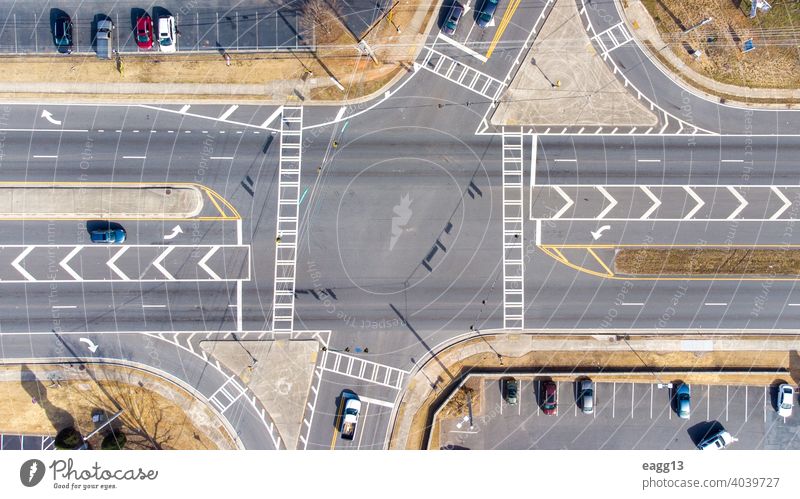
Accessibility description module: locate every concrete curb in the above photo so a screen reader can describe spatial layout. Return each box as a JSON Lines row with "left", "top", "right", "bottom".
{"left": 2, "top": 357, "right": 244, "bottom": 450}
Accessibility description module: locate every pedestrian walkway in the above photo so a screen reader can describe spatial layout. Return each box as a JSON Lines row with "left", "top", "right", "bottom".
{"left": 321, "top": 350, "right": 408, "bottom": 390}
{"left": 417, "top": 46, "right": 506, "bottom": 101}
{"left": 0, "top": 434, "right": 53, "bottom": 450}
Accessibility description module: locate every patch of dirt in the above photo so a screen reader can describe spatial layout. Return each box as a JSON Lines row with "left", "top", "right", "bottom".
{"left": 0, "top": 364, "right": 231, "bottom": 450}
{"left": 641, "top": 0, "right": 800, "bottom": 88}
{"left": 615, "top": 248, "right": 800, "bottom": 275}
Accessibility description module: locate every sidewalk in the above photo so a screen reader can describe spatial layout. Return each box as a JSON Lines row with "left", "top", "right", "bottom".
{"left": 0, "top": 2, "right": 438, "bottom": 105}
{"left": 623, "top": 0, "right": 800, "bottom": 107}
{"left": 389, "top": 331, "right": 800, "bottom": 449}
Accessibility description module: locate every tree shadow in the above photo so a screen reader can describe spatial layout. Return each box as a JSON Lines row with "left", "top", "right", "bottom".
{"left": 654, "top": 0, "right": 687, "bottom": 31}
{"left": 21, "top": 365, "right": 75, "bottom": 432}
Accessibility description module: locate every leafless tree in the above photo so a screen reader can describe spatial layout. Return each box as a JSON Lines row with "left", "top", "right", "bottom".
{"left": 300, "top": 0, "right": 343, "bottom": 43}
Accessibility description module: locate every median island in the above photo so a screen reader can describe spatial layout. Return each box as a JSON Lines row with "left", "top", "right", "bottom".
{"left": 615, "top": 248, "right": 800, "bottom": 275}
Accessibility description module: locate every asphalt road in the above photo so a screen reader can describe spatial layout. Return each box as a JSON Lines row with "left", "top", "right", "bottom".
{"left": 4, "top": 0, "right": 800, "bottom": 450}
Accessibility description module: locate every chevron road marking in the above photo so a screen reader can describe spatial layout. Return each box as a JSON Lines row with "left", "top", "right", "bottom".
{"left": 107, "top": 247, "right": 130, "bottom": 281}
{"left": 639, "top": 186, "right": 661, "bottom": 220}
{"left": 11, "top": 246, "right": 35, "bottom": 281}
{"left": 152, "top": 247, "right": 176, "bottom": 281}
{"left": 726, "top": 186, "right": 748, "bottom": 219}
{"left": 197, "top": 246, "right": 221, "bottom": 280}
{"left": 771, "top": 186, "right": 792, "bottom": 220}
{"left": 683, "top": 186, "right": 705, "bottom": 220}
{"left": 596, "top": 186, "right": 618, "bottom": 219}
{"left": 552, "top": 186, "right": 574, "bottom": 219}
{"left": 59, "top": 246, "right": 83, "bottom": 281}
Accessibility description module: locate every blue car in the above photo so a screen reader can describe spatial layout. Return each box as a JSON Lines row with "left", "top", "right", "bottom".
{"left": 90, "top": 227, "right": 126, "bottom": 244}
{"left": 676, "top": 383, "right": 690, "bottom": 419}
{"left": 476, "top": 0, "right": 499, "bottom": 28}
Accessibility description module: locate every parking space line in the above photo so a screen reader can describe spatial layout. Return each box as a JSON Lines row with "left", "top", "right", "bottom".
{"left": 219, "top": 105, "right": 240, "bottom": 121}
{"left": 764, "top": 386, "right": 767, "bottom": 422}
{"left": 650, "top": 384, "right": 653, "bottom": 419}
{"left": 359, "top": 395, "right": 394, "bottom": 409}
{"left": 536, "top": 380, "right": 540, "bottom": 416}
{"left": 436, "top": 32, "right": 488, "bottom": 62}
{"left": 631, "top": 383, "right": 635, "bottom": 419}
{"left": 612, "top": 382, "right": 616, "bottom": 418}
{"left": 518, "top": 380, "right": 523, "bottom": 415}
{"left": 726, "top": 385, "right": 729, "bottom": 421}
{"left": 556, "top": 382, "right": 559, "bottom": 416}
{"left": 745, "top": 386, "right": 748, "bottom": 422}
{"left": 707, "top": 385, "right": 710, "bottom": 421}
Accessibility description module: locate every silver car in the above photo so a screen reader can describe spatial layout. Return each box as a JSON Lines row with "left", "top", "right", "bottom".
{"left": 580, "top": 379, "right": 594, "bottom": 414}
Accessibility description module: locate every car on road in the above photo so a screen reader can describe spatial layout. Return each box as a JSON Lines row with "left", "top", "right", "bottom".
{"left": 476, "top": 0, "right": 499, "bottom": 28}
{"left": 579, "top": 379, "right": 594, "bottom": 414}
{"left": 136, "top": 14, "right": 154, "bottom": 50}
{"left": 441, "top": 3, "right": 464, "bottom": 36}
{"left": 90, "top": 227, "right": 126, "bottom": 244}
{"left": 676, "top": 383, "right": 691, "bottom": 419}
{"left": 157, "top": 15, "right": 177, "bottom": 53}
{"left": 53, "top": 14, "right": 73, "bottom": 53}
{"left": 541, "top": 380, "right": 557, "bottom": 415}
{"left": 777, "top": 383, "right": 794, "bottom": 417}
{"left": 697, "top": 429, "right": 735, "bottom": 451}
{"left": 503, "top": 378, "right": 518, "bottom": 405}
{"left": 340, "top": 395, "right": 361, "bottom": 440}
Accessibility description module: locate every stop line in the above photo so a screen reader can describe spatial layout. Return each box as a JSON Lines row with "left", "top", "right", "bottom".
{"left": 531, "top": 185, "right": 798, "bottom": 221}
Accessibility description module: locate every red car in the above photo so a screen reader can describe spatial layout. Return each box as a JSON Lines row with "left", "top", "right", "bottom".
{"left": 541, "top": 381, "right": 557, "bottom": 415}
{"left": 135, "top": 14, "right": 153, "bottom": 49}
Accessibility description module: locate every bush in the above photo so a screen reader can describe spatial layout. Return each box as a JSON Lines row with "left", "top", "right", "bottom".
{"left": 101, "top": 432, "right": 127, "bottom": 450}
{"left": 54, "top": 427, "right": 83, "bottom": 450}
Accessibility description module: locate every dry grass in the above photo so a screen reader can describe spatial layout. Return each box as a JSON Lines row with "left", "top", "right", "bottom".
{"left": 0, "top": 365, "right": 225, "bottom": 450}
{"left": 615, "top": 248, "right": 800, "bottom": 275}
{"left": 641, "top": 0, "right": 800, "bottom": 88}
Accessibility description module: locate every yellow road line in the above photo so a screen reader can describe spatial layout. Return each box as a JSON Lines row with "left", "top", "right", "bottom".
{"left": 586, "top": 248, "right": 614, "bottom": 277}
{"left": 330, "top": 397, "right": 345, "bottom": 450}
{"left": 485, "top": 0, "right": 522, "bottom": 60}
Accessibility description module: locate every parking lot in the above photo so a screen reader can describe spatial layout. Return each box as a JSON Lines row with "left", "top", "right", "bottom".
{"left": 0, "top": 1, "right": 307, "bottom": 54}
{"left": 439, "top": 378, "right": 800, "bottom": 450}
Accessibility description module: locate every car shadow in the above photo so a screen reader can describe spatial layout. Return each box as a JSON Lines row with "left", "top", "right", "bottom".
{"left": 86, "top": 220, "right": 123, "bottom": 233}
{"left": 130, "top": 8, "right": 147, "bottom": 32}
{"left": 688, "top": 420, "right": 725, "bottom": 446}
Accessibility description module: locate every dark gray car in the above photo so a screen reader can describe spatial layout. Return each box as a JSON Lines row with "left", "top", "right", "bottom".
{"left": 476, "top": 0, "right": 499, "bottom": 28}
{"left": 442, "top": 3, "right": 464, "bottom": 36}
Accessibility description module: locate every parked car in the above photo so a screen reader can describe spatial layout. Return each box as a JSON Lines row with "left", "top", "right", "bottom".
{"left": 90, "top": 227, "right": 126, "bottom": 244}
{"left": 135, "top": 13, "right": 154, "bottom": 50}
{"left": 53, "top": 14, "right": 73, "bottom": 53}
{"left": 777, "top": 384, "right": 794, "bottom": 418}
{"left": 476, "top": 0, "right": 499, "bottom": 28}
{"left": 157, "top": 15, "right": 177, "bottom": 52}
{"left": 579, "top": 379, "right": 594, "bottom": 414}
{"left": 541, "top": 380, "right": 557, "bottom": 415}
{"left": 503, "top": 378, "right": 518, "bottom": 405}
{"left": 441, "top": 3, "right": 464, "bottom": 36}
{"left": 676, "top": 383, "right": 691, "bottom": 419}
{"left": 697, "top": 429, "right": 735, "bottom": 450}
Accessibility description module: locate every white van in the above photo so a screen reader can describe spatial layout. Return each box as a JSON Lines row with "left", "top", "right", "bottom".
{"left": 157, "top": 15, "right": 176, "bottom": 52}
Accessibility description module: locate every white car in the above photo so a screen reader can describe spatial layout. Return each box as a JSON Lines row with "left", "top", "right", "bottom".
{"left": 777, "top": 384, "right": 794, "bottom": 417}
{"left": 157, "top": 15, "right": 177, "bottom": 53}
{"left": 697, "top": 430, "right": 735, "bottom": 451}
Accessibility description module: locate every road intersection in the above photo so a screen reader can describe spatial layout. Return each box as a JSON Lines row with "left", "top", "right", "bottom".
{"left": 2, "top": 0, "right": 800, "bottom": 450}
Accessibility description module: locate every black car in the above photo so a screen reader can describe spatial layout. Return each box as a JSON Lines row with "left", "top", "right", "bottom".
{"left": 54, "top": 14, "right": 73, "bottom": 52}
{"left": 476, "top": 0, "right": 499, "bottom": 28}
{"left": 442, "top": 3, "right": 464, "bottom": 36}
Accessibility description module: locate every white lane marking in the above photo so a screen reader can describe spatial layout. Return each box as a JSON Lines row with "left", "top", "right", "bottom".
{"left": 552, "top": 186, "right": 574, "bottom": 219}
{"left": 122, "top": 155, "right": 146, "bottom": 159}
{"left": 260, "top": 106, "right": 284, "bottom": 128}
{"left": 637, "top": 159, "right": 661, "bottom": 163}
{"left": 142, "top": 304, "right": 166, "bottom": 308}
{"left": 721, "top": 159, "right": 744, "bottom": 163}
{"left": 436, "top": 32, "right": 488, "bottom": 62}
{"left": 727, "top": 186, "right": 748, "bottom": 219}
{"left": 770, "top": 186, "right": 792, "bottom": 220}
{"left": 704, "top": 302, "right": 728, "bottom": 306}
{"left": 52, "top": 305, "right": 76, "bottom": 309}
{"left": 359, "top": 395, "right": 394, "bottom": 409}
{"left": 553, "top": 158, "right": 577, "bottom": 162}
{"left": 32, "top": 155, "right": 57, "bottom": 158}
{"left": 596, "top": 186, "right": 618, "bottom": 219}
{"left": 0, "top": 129, "right": 88, "bottom": 132}
{"left": 11, "top": 247, "right": 35, "bottom": 281}
{"left": 789, "top": 304, "right": 800, "bottom": 306}
{"left": 683, "top": 186, "right": 705, "bottom": 219}
{"left": 209, "top": 156, "right": 234, "bottom": 160}
{"left": 639, "top": 185, "right": 661, "bottom": 219}
{"left": 334, "top": 106, "right": 346, "bottom": 123}
{"left": 218, "top": 105, "right": 239, "bottom": 121}
{"left": 178, "top": 105, "right": 191, "bottom": 114}
{"left": 622, "top": 302, "right": 644, "bottom": 306}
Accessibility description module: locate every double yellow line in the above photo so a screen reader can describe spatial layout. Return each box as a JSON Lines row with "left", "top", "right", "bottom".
{"left": 485, "top": 0, "right": 522, "bottom": 60}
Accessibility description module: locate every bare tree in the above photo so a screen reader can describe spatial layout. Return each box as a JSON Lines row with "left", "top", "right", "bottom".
{"left": 300, "top": 0, "right": 343, "bottom": 44}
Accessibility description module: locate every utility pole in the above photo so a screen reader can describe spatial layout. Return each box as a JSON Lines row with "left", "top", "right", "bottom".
{"left": 78, "top": 409, "right": 124, "bottom": 449}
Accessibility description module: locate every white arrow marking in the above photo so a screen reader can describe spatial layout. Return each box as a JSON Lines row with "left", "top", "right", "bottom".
{"left": 463, "top": 0, "right": 472, "bottom": 13}
{"left": 552, "top": 186, "right": 574, "bottom": 219}
{"left": 486, "top": 18, "right": 496, "bottom": 27}
{"left": 334, "top": 106, "right": 347, "bottom": 122}
{"left": 198, "top": 246, "right": 221, "bottom": 280}
{"left": 153, "top": 246, "right": 176, "bottom": 281}
{"left": 596, "top": 186, "right": 618, "bottom": 219}
{"left": 412, "top": 62, "right": 421, "bottom": 72}
{"left": 683, "top": 186, "right": 705, "bottom": 219}
{"left": 59, "top": 247, "right": 83, "bottom": 281}
{"left": 79, "top": 338, "right": 99, "bottom": 353}
{"left": 163, "top": 225, "right": 183, "bottom": 240}
{"left": 590, "top": 225, "right": 611, "bottom": 240}
{"left": 770, "top": 186, "right": 792, "bottom": 220}
{"left": 107, "top": 246, "right": 130, "bottom": 281}
{"left": 12, "top": 246, "right": 35, "bottom": 281}
{"left": 727, "top": 186, "right": 748, "bottom": 219}
{"left": 639, "top": 186, "right": 662, "bottom": 219}
{"left": 40, "top": 110, "right": 62, "bottom": 125}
